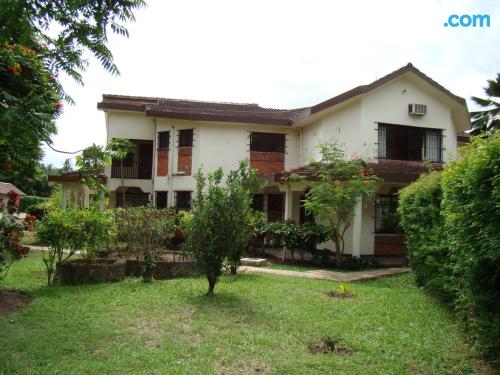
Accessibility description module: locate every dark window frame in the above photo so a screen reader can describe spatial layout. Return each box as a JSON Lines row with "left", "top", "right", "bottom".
{"left": 250, "top": 132, "right": 285, "bottom": 153}
{"left": 378, "top": 123, "right": 442, "bottom": 163}
{"left": 251, "top": 194, "right": 264, "bottom": 211}
{"left": 175, "top": 191, "right": 192, "bottom": 210}
{"left": 158, "top": 131, "right": 170, "bottom": 149}
{"left": 179, "top": 129, "right": 193, "bottom": 148}
{"left": 156, "top": 191, "right": 168, "bottom": 209}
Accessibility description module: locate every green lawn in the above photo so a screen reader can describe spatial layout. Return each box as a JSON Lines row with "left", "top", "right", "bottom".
{"left": 0, "top": 253, "right": 492, "bottom": 374}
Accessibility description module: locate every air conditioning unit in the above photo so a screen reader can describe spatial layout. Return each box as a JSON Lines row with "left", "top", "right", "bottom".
{"left": 408, "top": 103, "right": 427, "bottom": 116}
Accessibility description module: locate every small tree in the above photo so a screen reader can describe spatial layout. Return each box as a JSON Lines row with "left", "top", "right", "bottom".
{"left": 76, "top": 144, "right": 110, "bottom": 206}
{"left": 106, "top": 138, "right": 136, "bottom": 208}
{"left": 182, "top": 160, "right": 262, "bottom": 295}
{"left": 303, "top": 143, "right": 376, "bottom": 266}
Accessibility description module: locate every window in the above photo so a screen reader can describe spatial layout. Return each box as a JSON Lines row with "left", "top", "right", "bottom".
{"left": 251, "top": 194, "right": 264, "bottom": 211}
{"left": 250, "top": 132, "right": 285, "bottom": 153}
{"left": 176, "top": 191, "right": 191, "bottom": 210}
{"left": 179, "top": 129, "right": 193, "bottom": 147}
{"left": 374, "top": 194, "right": 400, "bottom": 234}
{"left": 158, "top": 131, "right": 170, "bottom": 149}
{"left": 156, "top": 191, "right": 168, "bottom": 209}
{"left": 378, "top": 123, "right": 442, "bottom": 163}
{"left": 267, "top": 194, "right": 283, "bottom": 211}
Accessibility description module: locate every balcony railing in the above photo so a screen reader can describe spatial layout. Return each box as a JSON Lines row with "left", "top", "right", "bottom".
{"left": 111, "top": 161, "right": 152, "bottom": 180}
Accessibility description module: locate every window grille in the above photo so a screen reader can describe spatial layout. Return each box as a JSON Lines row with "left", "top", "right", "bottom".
{"left": 250, "top": 132, "right": 285, "bottom": 153}
{"left": 377, "top": 123, "right": 442, "bottom": 163}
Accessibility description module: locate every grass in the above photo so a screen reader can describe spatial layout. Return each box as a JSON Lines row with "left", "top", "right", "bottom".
{"left": 0, "top": 253, "right": 493, "bottom": 374}
{"left": 20, "top": 231, "right": 44, "bottom": 247}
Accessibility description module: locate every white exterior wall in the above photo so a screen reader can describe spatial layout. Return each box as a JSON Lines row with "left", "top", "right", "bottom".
{"left": 302, "top": 102, "right": 362, "bottom": 164}
{"left": 105, "top": 111, "right": 155, "bottom": 194}
{"left": 360, "top": 76, "right": 457, "bottom": 162}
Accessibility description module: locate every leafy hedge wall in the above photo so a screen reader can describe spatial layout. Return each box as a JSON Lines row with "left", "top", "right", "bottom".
{"left": 398, "top": 133, "right": 500, "bottom": 362}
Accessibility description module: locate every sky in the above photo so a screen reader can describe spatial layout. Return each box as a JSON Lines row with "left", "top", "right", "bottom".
{"left": 42, "top": 0, "right": 500, "bottom": 167}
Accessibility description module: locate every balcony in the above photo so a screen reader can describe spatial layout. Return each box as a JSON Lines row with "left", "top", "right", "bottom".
{"left": 111, "top": 161, "right": 152, "bottom": 180}
{"left": 110, "top": 139, "right": 153, "bottom": 180}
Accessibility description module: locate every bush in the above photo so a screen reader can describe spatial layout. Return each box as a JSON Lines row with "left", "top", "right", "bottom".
{"left": 398, "top": 171, "right": 452, "bottom": 297}
{"left": 19, "top": 195, "right": 49, "bottom": 217}
{"left": 0, "top": 212, "right": 29, "bottom": 283}
{"left": 182, "top": 161, "right": 262, "bottom": 295}
{"left": 267, "top": 221, "right": 301, "bottom": 260}
{"left": 37, "top": 208, "right": 115, "bottom": 285}
{"left": 297, "top": 222, "right": 330, "bottom": 260}
{"left": 441, "top": 133, "right": 500, "bottom": 360}
{"left": 114, "top": 207, "right": 176, "bottom": 282}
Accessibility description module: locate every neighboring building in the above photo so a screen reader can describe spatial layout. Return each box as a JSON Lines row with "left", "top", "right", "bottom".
{"left": 48, "top": 172, "right": 107, "bottom": 209}
{"left": 94, "top": 63, "right": 470, "bottom": 257}
{"left": 0, "top": 182, "right": 25, "bottom": 211}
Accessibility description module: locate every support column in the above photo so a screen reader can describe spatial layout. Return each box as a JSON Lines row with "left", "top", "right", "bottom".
{"left": 352, "top": 197, "right": 363, "bottom": 258}
{"left": 284, "top": 185, "right": 293, "bottom": 221}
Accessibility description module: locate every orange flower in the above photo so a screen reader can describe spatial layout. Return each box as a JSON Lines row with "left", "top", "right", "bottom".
{"left": 8, "top": 64, "right": 22, "bottom": 74}
{"left": 6, "top": 44, "right": 14, "bottom": 49}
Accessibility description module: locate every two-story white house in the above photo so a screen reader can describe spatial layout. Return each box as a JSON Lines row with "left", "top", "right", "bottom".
{"left": 90, "top": 63, "right": 470, "bottom": 258}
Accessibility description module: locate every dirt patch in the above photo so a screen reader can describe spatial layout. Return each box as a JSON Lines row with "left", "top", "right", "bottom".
{"left": 308, "top": 337, "right": 353, "bottom": 356}
{"left": 326, "top": 291, "right": 356, "bottom": 299}
{"left": 0, "top": 289, "right": 32, "bottom": 317}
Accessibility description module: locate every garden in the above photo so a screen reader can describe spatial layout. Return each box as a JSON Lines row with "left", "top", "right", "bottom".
{"left": 0, "top": 137, "right": 498, "bottom": 373}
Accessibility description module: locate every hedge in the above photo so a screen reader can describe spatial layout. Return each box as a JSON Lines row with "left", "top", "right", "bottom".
{"left": 441, "top": 133, "right": 500, "bottom": 361}
{"left": 398, "top": 172, "right": 452, "bottom": 298}
{"left": 399, "top": 133, "right": 500, "bottom": 362}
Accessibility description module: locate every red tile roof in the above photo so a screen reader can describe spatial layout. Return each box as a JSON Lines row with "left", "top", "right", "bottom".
{"left": 97, "top": 63, "right": 467, "bottom": 126}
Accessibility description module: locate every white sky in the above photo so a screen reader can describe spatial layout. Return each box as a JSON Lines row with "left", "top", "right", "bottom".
{"left": 42, "top": 0, "right": 500, "bottom": 167}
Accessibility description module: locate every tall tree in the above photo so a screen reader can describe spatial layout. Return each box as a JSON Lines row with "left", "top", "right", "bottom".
{"left": 470, "top": 73, "right": 500, "bottom": 134}
{"left": 0, "top": 0, "right": 145, "bottom": 184}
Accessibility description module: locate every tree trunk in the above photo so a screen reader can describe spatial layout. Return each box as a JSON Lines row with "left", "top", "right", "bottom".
{"left": 206, "top": 274, "right": 217, "bottom": 296}
{"left": 230, "top": 265, "right": 238, "bottom": 275}
{"left": 334, "top": 238, "right": 343, "bottom": 267}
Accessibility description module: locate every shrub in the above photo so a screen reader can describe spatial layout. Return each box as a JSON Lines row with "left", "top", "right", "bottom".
{"left": 0, "top": 212, "right": 29, "bottom": 283}
{"left": 441, "top": 133, "right": 500, "bottom": 359}
{"left": 114, "top": 207, "right": 176, "bottom": 282}
{"left": 268, "top": 220, "right": 301, "bottom": 260}
{"left": 297, "top": 222, "right": 330, "bottom": 261}
{"left": 37, "top": 208, "right": 115, "bottom": 285}
{"left": 19, "top": 195, "right": 49, "bottom": 217}
{"left": 398, "top": 171, "right": 452, "bottom": 297}
{"left": 182, "top": 160, "right": 262, "bottom": 295}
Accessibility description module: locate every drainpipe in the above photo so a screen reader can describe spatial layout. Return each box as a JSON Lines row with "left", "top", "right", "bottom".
{"left": 168, "top": 125, "right": 175, "bottom": 208}
{"left": 299, "top": 127, "right": 304, "bottom": 166}
{"left": 152, "top": 118, "right": 157, "bottom": 207}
